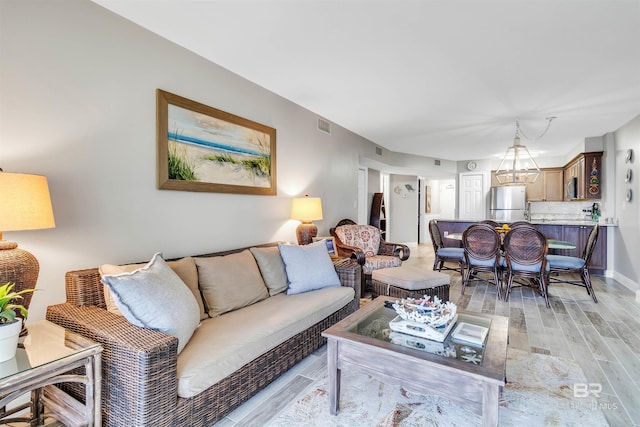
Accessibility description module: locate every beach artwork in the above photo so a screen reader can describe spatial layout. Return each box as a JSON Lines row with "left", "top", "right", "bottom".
{"left": 157, "top": 90, "right": 276, "bottom": 195}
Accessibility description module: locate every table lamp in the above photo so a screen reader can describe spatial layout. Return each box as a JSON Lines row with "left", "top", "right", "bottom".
{"left": 291, "top": 195, "right": 323, "bottom": 245}
{"left": 0, "top": 171, "right": 56, "bottom": 318}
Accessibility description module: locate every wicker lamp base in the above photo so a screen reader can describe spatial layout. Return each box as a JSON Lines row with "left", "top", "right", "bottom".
{"left": 0, "top": 241, "right": 40, "bottom": 322}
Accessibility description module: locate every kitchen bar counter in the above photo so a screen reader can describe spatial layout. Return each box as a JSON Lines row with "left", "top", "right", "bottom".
{"left": 433, "top": 218, "right": 616, "bottom": 227}
{"left": 434, "top": 219, "right": 608, "bottom": 274}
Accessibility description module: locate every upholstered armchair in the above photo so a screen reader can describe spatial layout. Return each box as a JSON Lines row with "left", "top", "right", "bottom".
{"left": 330, "top": 219, "right": 410, "bottom": 293}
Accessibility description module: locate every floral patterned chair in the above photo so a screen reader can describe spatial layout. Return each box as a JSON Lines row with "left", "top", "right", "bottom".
{"left": 330, "top": 219, "right": 410, "bottom": 293}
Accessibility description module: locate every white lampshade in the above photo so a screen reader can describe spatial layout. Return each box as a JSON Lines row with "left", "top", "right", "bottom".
{"left": 291, "top": 196, "right": 323, "bottom": 222}
{"left": 0, "top": 172, "right": 55, "bottom": 234}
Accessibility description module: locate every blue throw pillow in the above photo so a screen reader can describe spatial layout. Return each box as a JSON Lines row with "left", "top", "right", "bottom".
{"left": 278, "top": 241, "right": 341, "bottom": 295}
{"left": 101, "top": 253, "right": 200, "bottom": 354}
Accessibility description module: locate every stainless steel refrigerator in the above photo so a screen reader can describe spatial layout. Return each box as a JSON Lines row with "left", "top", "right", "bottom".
{"left": 489, "top": 186, "right": 527, "bottom": 221}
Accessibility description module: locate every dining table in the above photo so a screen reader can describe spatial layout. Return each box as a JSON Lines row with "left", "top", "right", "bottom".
{"left": 444, "top": 232, "right": 576, "bottom": 251}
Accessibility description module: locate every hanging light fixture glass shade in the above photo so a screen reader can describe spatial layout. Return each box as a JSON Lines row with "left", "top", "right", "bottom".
{"left": 495, "top": 121, "right": 543, "bottom": 185}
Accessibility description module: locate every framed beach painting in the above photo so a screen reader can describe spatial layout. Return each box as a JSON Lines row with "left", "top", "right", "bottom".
{"left": 157, "top": 89, "right": 277, "bottom": 195}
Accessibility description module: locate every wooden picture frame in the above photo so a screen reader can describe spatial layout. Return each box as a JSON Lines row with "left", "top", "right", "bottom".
{"left": 325, "top": 237, "right": 338, "bottom": 259}
{"left": 157, "top": 89, "right": 277, "bottom": 195}
{"left": 425, "top": 185, "right": 432, "bottom": 213}
{"left": 313, "top": 237, "right": 338, "bottom": 259}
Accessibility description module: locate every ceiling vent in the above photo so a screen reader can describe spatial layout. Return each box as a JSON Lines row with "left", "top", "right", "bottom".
{"left": 434, "top": 159, "right": 441, "bottom": 166}
{"left": 375, "top": 147, "right": 382, "bottom": 156}
{"left": 317, "top": 118, "right": 331, "bottom": 135}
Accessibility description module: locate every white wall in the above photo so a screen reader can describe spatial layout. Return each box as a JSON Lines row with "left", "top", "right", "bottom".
{"left": 388, "top": 175, "right": 419, "bottom": 244}
{"left": 0, "top": 0, "right": 359, "bottom": 321}
{"left": 612, "top": 115, "right": 640, "bottom": 290}
{"left": 0, "top": 0, "right": 450, "bottom": 321}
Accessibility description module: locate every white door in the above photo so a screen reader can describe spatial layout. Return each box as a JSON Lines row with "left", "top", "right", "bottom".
{"left": 459, "top": 173, "right": 485, "bottom": 220}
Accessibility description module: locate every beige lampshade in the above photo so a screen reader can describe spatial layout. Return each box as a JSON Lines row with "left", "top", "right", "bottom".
{"left": 291, "top": 195, "right": 323, "bottom": 222}
{"left": 0, "top": 172, "right": 56, "bottom": 234}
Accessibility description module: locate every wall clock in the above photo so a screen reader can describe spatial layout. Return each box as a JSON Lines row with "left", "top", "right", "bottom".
{"left": 625, "top": 168, "right": 632, "bottom": 183}
{"left": 467, "top": 161, "right": 477, "bottom": 171}
{"left": 625, "top": 149, "right": 633, "bottom": 163}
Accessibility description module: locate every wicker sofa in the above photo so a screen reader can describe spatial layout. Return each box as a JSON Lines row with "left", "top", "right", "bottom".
{"left": 45, "top": 242, "right": 360, "bottom": 427}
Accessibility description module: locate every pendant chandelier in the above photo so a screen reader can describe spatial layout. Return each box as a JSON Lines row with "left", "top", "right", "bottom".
{"left": 494, "top": 117, "right": 555, "bottom": 185}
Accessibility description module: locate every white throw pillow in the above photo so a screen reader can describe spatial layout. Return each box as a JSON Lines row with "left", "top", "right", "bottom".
{"left": 101, "top": 253, "right": 200, "bottom": 354}
{"left": 278, "top": 241, "right": 341, "bottom": 295}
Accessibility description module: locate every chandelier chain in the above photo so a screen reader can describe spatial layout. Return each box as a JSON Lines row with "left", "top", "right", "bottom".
{"left": 516, "top": 116, "right": 556, "bottom": 141}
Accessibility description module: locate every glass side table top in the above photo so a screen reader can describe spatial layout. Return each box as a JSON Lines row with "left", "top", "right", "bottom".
{"left": 346, "top": 303, "right": 491, "bottom": 365}
{"left": 0, "top": 320, "right": 101, "bottom": 380}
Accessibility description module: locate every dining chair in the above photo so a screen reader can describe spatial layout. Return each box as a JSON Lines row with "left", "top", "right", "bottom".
{"left": 508, "top": 221, "right": 535, "bottom": 229}
{"left": 502, "top": 226, "right": 550, "bottom": 307}
{"left": 428, "top": 220, "right": 465, "bottom": 276}
{"left": 546, "top": 224, "right": 599, "bottom": 303}
{"left": 480, "top": 220, "right": 500, "bottom": 228}
{"left": 462, "top": 223, "right": 502, "bottom": 298}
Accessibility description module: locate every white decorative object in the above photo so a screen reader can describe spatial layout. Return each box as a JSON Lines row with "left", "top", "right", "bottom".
{"left": 389, "top": 296, "right": 458, "bottom": 342}
{"left": 389, "top": 315, "right": 458, "bottom": 342}
{"left": 392, "top": 296, "right": 457, "bottom": 328}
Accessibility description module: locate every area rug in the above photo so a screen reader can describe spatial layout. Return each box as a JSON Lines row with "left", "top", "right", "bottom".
{"left": 266, "top": 349, "right": 608, "bottom": 426}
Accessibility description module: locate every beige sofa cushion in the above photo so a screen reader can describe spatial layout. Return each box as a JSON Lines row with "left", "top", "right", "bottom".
{"left": 100, "top": 256, "right": 208, "bottom": 321}
{"left": 176, "top": 285, "right": 354, "bottom": 398}
{"left": 195, "top": 250, "right": 269, "bottom": 317}
{"left": 249, "top": 246, "right": 288, "bottom": 296}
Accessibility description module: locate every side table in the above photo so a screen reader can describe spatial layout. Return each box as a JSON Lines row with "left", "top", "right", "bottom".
{"left": 0, "top": 320, "right": 102, "bottom": 426}
{"left": 333, "top": 257, "right": 362, "bottom": 303}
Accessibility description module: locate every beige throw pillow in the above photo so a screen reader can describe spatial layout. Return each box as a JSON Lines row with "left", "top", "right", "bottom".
{"left": 249, "top": 246, "right": 288, "bottom": 296}
{"left": 100, "top": 256, "right": 208, "bottom": 321}
{"left": 195, "top": 250, "right": 269, "bottom": 317}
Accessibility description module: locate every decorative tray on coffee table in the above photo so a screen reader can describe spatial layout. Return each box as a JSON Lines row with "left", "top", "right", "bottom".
{"left": 389, "top": 296, "right": 458, "bottom": 342}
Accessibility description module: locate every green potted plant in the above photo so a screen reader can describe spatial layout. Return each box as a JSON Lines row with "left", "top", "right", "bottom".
{"left": 0, "top": 282, "right": 35, "bottom": 362}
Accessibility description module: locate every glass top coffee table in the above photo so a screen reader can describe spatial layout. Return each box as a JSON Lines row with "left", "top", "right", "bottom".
{"left": 322, "top": 296, "right": 508, "bottom": 427}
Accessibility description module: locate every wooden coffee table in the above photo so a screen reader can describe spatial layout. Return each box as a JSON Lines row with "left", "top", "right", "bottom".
{"left": 322, "top": 296, "right": 508, "bottom": 427}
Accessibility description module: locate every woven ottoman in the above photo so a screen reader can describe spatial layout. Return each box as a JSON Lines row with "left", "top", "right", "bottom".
{"left": 371, "top": 265, "right": 450, "bottom": 301}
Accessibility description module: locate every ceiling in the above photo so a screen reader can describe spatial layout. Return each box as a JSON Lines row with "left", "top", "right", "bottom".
{"left": 93, "top": 0, "right": 640, "bottom": 162}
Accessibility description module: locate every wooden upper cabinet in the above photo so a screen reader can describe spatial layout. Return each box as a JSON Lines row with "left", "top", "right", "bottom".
{"left": 564, "top": 152, "right": 602, "bottom": 200}
{"left": 524, "top": 168, "right": 564, "bottom": 201}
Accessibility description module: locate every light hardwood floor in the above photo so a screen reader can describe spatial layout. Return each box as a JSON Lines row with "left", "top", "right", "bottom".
{"left": 10, "top": 245, "right": 636, "bottom": 426}
{"left": 216, "top": 243, "right": 640, "bottom": 427}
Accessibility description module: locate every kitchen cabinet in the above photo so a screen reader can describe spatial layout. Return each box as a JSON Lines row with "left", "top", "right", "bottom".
{"left": 490, "top": 168, "right": 563, "bottom": 201}
{"left": 525, "top": 168, "right": 564, "bottom": 201}
{"left": 535, "top": 224, "right": 563, "bottom": 240}
{"left": 564, "top": 152, "right": 602, "bottom": 200}
{"left": 560, "top": 225, "right": 607, "bottom": 273}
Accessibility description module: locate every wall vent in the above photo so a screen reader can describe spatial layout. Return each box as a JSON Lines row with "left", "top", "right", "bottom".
{"left": 434, "top": 159, "right": 441, "bottom": 166}
{"left": 317, "top": 118, "right": 331, "bottom": 135}
{"left": 375, "top": 147, "right": 382, "bottom": 156}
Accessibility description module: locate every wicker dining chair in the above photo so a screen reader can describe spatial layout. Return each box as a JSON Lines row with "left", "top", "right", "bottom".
{"left": 480, "top": 220, "right": 501, "bottom": 228}
{"left": 462, "top": 223, "right": 502, "bottom": 298}
{"left": 508, "top": 221, "right": 536, "bottom": 229}
{"left": 503, "top": 226, "right": 550, "bottom": 307}
{"left": 546, "top": 224, "right": 599, "bottom": 303}
{"left": 428, "top": 220, "right": 465, "bottom": 276}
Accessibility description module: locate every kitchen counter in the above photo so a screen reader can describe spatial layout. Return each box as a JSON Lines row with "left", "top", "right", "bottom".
{"left": 433, "top": 219, "right": 609, "bottom": 273}
{"left": 432, "top": 218, "right": 616, "bottom": 227}
{"left": 529, "top": 219, "right": 617, "bottom": 227}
